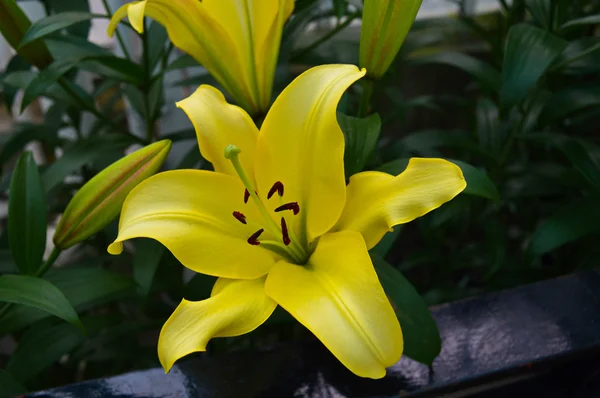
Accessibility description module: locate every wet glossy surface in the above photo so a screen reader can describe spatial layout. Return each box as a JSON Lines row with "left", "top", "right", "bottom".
{"left": 28, "top": 268, "right": 600, "bottom": 397}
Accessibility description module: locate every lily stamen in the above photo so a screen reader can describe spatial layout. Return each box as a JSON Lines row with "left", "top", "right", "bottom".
{"left": 244, "top": 189, "right": 250, "bottom": 204}
{"left": 275, "top": 202, "right": 300, "bottom": 215}
{"left": 232, "top": 211, "right": 247, "bottom": 224}
{"left": 267, "top": 181, "right": 284, "bottom": 199}
{"left": 281, "top": 217, "right": 291, "bottom": 245}
{"left": 247, "top": 229, "right": 264, "bottom": 245}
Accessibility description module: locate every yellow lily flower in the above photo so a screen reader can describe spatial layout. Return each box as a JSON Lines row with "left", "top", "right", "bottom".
{"left": 360, "top": 0, "right": 424, "bottom": 79}
{"left": 108, "top": 65, "right": 466, "bottom": 378}
{"left": 107, "top": 0, "right": 294, "bottom": 116}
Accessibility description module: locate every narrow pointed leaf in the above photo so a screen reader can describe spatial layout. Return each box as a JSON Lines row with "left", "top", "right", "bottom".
{"left": 19, "top": 12, "right": 99, "bottom": 48}
{"left": 412, "top": 52, "right": 500, "bottom": 93}
{"left": 0, "top": 267, "right": 135, "bottom": 333}
{"left": 371, "top": 255, "right": 441, "bottom": 365}
{"left": 0, "top": 275, "right": 82, "bottom": 330}
{"left": 133, "top": 239, "right": 165, "bottom": 298}
{"left": 500, "top": 24, "right": 567, "bottom": 110}
{"left": 530, "top": 197, "right": 600, "bottom": 254}
{"left": 8, "top": 152, "right": 46, "bottom": 274}
{"left": 339, "top": 112, "right": 381, "bottom": 177}
{"left": 6, "top": 321, "right": 85, "bottom": 382}
{"left": 560, "top": 140, "right": 600, "bottom": 191}
{"left": 0, "top": 0, "right": 53, "bottom": 69}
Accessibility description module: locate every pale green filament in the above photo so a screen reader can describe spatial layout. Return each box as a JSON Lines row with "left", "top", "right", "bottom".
{"left": 225, "top": 145, "right": 309, "bottom": 263}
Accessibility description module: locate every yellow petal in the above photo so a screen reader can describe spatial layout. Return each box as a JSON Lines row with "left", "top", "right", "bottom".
{"left": 159, "top": 277, "right": 276, "bottom": 372}
{"left": 264, "top": 231, "right": 402, "bottom": 379}
{"left": 108, "top": 170, "right": 277, "bottom": 279}
{"left": 107, "top": 0, "right": 254, "bottom": 113}
{"left": 335, "top": 158, "right": 466, "bottom": 249}
{"left": 255, "top": 65, "right": 365, "bottom": 243}
{"left": 252, "top": 0, "right": 294, "bottom": 110}
{"left": 176, "top": 85, "right": 258, "bottom": 179}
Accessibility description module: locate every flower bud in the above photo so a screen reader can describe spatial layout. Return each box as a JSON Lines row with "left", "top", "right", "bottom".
{"left": 359, "top": 0, "right": 423, "bottom": 79}
{"left": 53, "top": 140, "right": 172, "bottom": 249}
{"left": 0, "top": 0, "right": 53, "bottom": 69}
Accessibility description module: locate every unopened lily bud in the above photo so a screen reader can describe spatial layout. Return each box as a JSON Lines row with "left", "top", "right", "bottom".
{"left": 359, "top": 0, "right": 423, "bottom": 79}
{"left": 53, "top": 140, "right": 172, "bottom": 249}
{"left": 0, "top": 0, "right": 53, "bottom": 69}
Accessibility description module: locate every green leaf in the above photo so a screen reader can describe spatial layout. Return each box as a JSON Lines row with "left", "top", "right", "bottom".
{"left": 8, "top": 152, "right": 46, "bottom": 274}
{"left": 19, "top": 12, "right": 99, "bottom": 48}
{"left": 530, "top": 196, "right": 600, "bottom": 254}
{"left": 78, "top": 55, "right": 145, "bottom": 85}
{"left": 0, "top": 369, "right": 27, "bottom": 398}
{"left": 378, "top": 158, "right": 500, "bottom": 201}
{"left": 553, "top": 38, "right": 600, "bottom": 75}
{"left": 147, "top": 21, "right": 169, "bottom": 70}
{"left": 0, "top": 123, "right": 59, "bottom": 167}
{"left": 45, "top": 0, "right": 91, "bottom": 38}
{"left": 19, "top": 59, "right": 76, "bottom": 112}
{"left": 371, "top": 255, "right": 441, "bottom": 365}
{"left": 0, "top": 54, "right": 30, "bottom": 112}
{"left": 6, "top": 321, "right": 85, "bottom": 382}
{"left": 449, "top": 159, "right": 501, "bottom": 201}
{"left": 0, "top": 267, "right": 134, "bottom": 333}
{"left": 338, "top": 112, "right": 381, "bottom": 177}
{"left": 542, "top": 86, "right": 600, "bottom": 121}
{"left": 560, "top": 140, "right": 600, "bottom": 191}
{"left": 0, "top": 275, "right": 82, "bottom": 329}
{"left": 525, "top": 0, "right": 551, "bottom": 29}
{"left": 500, "top": 24, "right": 567, "bottom": 110}
{"left": 369, "top": 227, "right": 402, "bottom": 259}
{"left": 475, "top": 98, "right": 503, "bottom": 153}
{"left": 46, "top": 35, "right": 110, "bottom": 59}
{"left": 411, "top": 52, "right": 500, "bottom": 93}
{"left": 133, "top": 239, "right": 165, "bottom": 298}
{"left": 3, "top": 70, "right": 92, "bottom": 110}
{"left": 560, "top": 14, "right": 600, "bottom": 30}
{"left": 166, "top": 54, "right": 198, "bottom": 71}
{"left": 333, "top": 0, "right": 347, "bottom": 19}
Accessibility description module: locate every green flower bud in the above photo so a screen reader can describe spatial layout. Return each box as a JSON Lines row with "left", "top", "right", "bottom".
{"left": 53, "top": 140, "right": 172, "bottom": 249}
{"left": 359, "top": 0, "right": 423, "bottom": 79}
{"left": 0, "top": 0, "right": 53, "bottom": 69}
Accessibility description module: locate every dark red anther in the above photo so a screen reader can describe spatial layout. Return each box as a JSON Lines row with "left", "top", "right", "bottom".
{"left": 232, "top": 211, "right": 247, "bottom": 224}
{"left": 247, "top": 229, "right": 264, "bottom": 245}
{"left": 267, "top": 181, "right": 284, "bottom": 199}
{"left": 275, "top": 202, "right": 300, "bottom": 215}
{"left": 281, "top": 217, "right": 291, "bottom": 246}
{"left": 244, "top": 189, "right": 250, "bottom": 204}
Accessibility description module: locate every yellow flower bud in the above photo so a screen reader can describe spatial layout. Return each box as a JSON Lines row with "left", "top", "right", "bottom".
{"left": 53, "top": 140, "right": 171, "bottom": 249}
{"left": 0, "top": 0, "right": 53, "bottom": 69}
{"left": 359, "top": 0, "right": 423, "bottom": 79}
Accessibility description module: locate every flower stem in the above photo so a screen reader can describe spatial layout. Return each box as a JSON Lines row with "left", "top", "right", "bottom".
{"left": 142, "top": 19, "right": 155, "bottom": 144}
{"left": 0, "top": 247, "right": 62, "bottom": 321}
{"left": 291, "top": 11, "right": 361, "bottom": 61}
{"left": 357, "top": 79, "right": 374, "bottom": 117}
{"left": 101, "top": 0, "right": 131, "bottom": 59}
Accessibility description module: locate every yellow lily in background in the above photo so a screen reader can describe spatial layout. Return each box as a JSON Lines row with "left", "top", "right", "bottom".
{"left": 360, "top": 0, "right": 424, "bottom": 79}
{"left": 108, "top": 65, "right": 466, "bottom": 378}
{"left": 107, "top": 0, "right": 294, "bottom": 116}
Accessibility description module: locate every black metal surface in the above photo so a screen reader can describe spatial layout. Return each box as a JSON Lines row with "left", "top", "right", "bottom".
{"left": 26, "top": 268, "right": 600, "bottom": 398}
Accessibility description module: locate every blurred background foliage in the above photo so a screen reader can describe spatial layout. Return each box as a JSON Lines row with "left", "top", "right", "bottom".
{"left": 0, "top": 0, "right": 600, "bottom": 394}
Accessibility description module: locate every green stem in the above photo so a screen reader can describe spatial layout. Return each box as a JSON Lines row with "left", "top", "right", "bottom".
{"left": 141, "top": 20, "right": 155, "bottom": 143}
{"left": 101, "top": 0, "right": 131, "bottom": 59}
{"left": 291, "top": 11, "right": 360, "bottom": 61}
{"left": 357, "top": 79, "right": 374, "bottom": 117}
{"left": 0, "top": 247, "right": 62, "bottom": 321}
{"left": 57, "top": 78, "right": 137, "bottom": 140}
